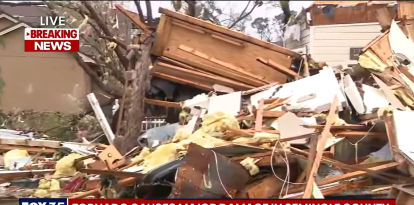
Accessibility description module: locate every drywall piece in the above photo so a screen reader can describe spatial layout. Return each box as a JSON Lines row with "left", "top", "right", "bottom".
{"left": 213, "top": 84, "right": 235, "bottom": 93}
{"left": 87, "top": 93, "right": 115, "bottom": 144}
{"left": 389, "top": 20, "right": 414, "bottom": 73}
{"left": 372, "top": 75, "right": 405, "bottom": 110}
{"left": 343, "top": 75, "right": 365, "bottom": 114}
{"left": 208, "top": 91, "right": 242, "bottom": 116}
{"left": 392, "top": 110, "right": 414, "bottom": 162}
{"left": 393, "top": 110, "right": 414, "bottom": 161}
{"left": 312, "top": 182, "right": 325, "bottom": 199}
{"left": 305, "top": 132, "right": 344, "bottom": 150}
{"left": 362, "top": 84, "right": 389, "bottom": 113}
{"left": 393, "top": 110, "right": 414, "bottom": 155}
{"left": 273, "top": 67, "right": 345, "bottom": 112}
{"left": 277, "top": 112, "right": 315, "bottom": 144}
{"left": 183, "top": 93, "right": 210, "bottom": 116}
{"left": 321, "top": 133, "right": 344, "bottom": 150}
{"left": 249, "top": 84, "right": 281, "bottom": 107}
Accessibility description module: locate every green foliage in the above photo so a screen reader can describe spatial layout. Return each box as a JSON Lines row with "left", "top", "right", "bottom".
{"left": 0, "top": 110, "right": 102, "bottom": 142}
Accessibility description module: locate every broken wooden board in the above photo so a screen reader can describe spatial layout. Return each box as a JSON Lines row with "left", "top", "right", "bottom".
{"left": 0, "top": 137, "right": 61, "bottom": 148}
{"left": 152, "top": 60, "right": 254, "bottom": 90}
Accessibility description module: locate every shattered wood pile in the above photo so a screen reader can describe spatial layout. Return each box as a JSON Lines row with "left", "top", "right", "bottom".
{"left": 4, "top": 4, "right": 414, "bottom": 203}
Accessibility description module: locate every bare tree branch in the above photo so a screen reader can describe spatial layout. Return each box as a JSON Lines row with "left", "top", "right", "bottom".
{"left": 72, "top": 53, "right": 122, "bottom": 98}
{"left": 145, "top": 0, "right": 153, "bottom": 25}
{"left": 133, "top": 0, "right": 146, "bottom": 24}
{"left": 228, "top": 0, "right": 251, "bottom": 29}
{"left": 228, "top": 1, "right": 261, "bottom": 29}
{"left": 82, "top": 2, "right": 129, "bottom": 71}
{"left": 185, "top": 0, "right": 197, "bottom": 17}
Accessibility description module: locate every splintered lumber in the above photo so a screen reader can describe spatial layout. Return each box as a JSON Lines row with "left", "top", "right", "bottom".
{"left": 257, "top": 57, "right": 301, "bottom": 79}
{"left": 115, "top": 5, "right": 150, "bottom": 34}
{"left": 286, "top": 162, "right": 399, "bottom": 197}
{"left": 70, "top": 176, "right": 139, "bottom": 198}
{"left": 296, "top": 135, "right": 318, "bottom": 183}
{"left": 145, "top": 99, "right": 181, "bottom": 108}
{"left": 242, "top": 82, "right": 278, "bottom": 95}
{"left": 87, "top": 93, "right": 115, "bottom": 143}
{"left": 153, "top": 72, "right": 214, "bottom": 91}
{"left": 0, "top": 145, "right": 56, "bottom": 154}
{"left": 303, "top": 95, "right": 338, "bottom": 198}
{"left": 255, "top": 99, "right": 264, "bottom": 132}
{"left": 153, "top": 60, "right": 253, "bottom": 90}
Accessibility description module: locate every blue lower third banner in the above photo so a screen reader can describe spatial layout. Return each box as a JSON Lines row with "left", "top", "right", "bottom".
{"left": 20, "top": 198, "right": 68, "bottom": 205}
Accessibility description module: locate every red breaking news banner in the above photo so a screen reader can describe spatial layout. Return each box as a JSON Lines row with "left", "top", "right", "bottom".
{"left": 68, "top": 199, "right": 396, "bottom": 205}
{"left": 25, "top": 40, "right": 80, "bottom": 52}
{"left": 24, "top": 28, "right": 79, "bottom": 52}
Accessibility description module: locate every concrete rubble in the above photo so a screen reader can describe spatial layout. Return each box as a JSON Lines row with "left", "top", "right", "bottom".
{"left": 2, "top": 3, "right": 414, "bottom": 203}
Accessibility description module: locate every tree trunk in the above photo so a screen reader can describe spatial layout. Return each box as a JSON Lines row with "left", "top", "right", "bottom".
{"left": 118, "top": 41, "right": 152, "bottom": 154}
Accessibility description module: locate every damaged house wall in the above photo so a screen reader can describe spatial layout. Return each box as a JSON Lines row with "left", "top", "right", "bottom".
{"left": 284, "top": 2, "right": 395, "bottom": 68}
{"left": 0, "top": 20, "right": 91, "bottom": 113}
{"left": 284, "top": 17, "right": 310, "bottom": 54}
{"left": 285, "top": 21, "right": 383, "bottom": 67}
{"left": 310, "top": 23, "right": 383, "bottom": 67}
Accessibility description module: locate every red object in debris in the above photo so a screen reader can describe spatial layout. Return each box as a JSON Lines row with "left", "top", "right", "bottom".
{"left": 63, "top": 177, "right": 86, "bottom": 193}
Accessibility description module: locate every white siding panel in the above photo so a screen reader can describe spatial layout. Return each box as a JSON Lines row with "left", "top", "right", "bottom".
{"left": 314, "top": 32, "right": 381, "bottom": 40}
{"left": 310, "top": 23, "right": 382, "bottom": 67}
{"left": 312, "top": 54, "right": 351, "bottom": 62}
{"left": 313, "top": 39, "right": 374, "bottom": 47}
{"left": 315, "top": 23, "right": 382, "bottom": 33}
{"left": 313, "top": 47, "right": 353, "bottom": 54}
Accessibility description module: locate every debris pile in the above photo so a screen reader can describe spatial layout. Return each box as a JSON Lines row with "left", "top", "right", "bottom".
{"left": 2, "top": 4, "right": 414, "bottom": 203}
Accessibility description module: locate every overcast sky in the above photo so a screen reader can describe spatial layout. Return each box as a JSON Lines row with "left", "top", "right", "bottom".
{"left": 122, "top": 1, "right": 314, "bottom": 38}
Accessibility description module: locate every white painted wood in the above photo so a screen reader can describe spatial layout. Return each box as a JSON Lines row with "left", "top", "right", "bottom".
{"left": 313, "top": 47, "right": 358, "bottom": 54}
{"left": 314, "top": 32, "right": 381, "bottom": 40}
{"left": 292, "top": 47, "right": 307, "bottom": 54}
{"left": 309, "top": 23, "right": 382, "bottom": 66}
{"left": 284, "top": 21, "right": 310, "bottom": 50}
{"left": 312, "top": 54, "right": 354, "bottom": 61}
{"left": 302, "top": 29, "right": 310, "bottom": 38}
{"left": 314, "top": 23, "right": 382, "bottom": 33}
{"left": 309, "top": 26, "right": 314, "bottom": 58}
{"left": 302, "top": 35, "right": 310, "bottom": 45}
{"left": 313, "top": 39, "right": 375, "bottom": 47}
{"left": 87, "top": 93, "right": 115, "bottom": 143}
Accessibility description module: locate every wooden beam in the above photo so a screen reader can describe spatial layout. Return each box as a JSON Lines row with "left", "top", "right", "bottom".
{"left": 303, "top": 95, "right": 338, "bottom": 198}
{"left": 145, "top": 99, "right": 181, "bottom": 108}
{"left": 154, "top": 61, "right": 253, "bottom": 90}
{"left": 257, "top": 57, "right": 302, "bottom": 79}
{"left": 153, "top": 72, "right": 214, "bottom": 91}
